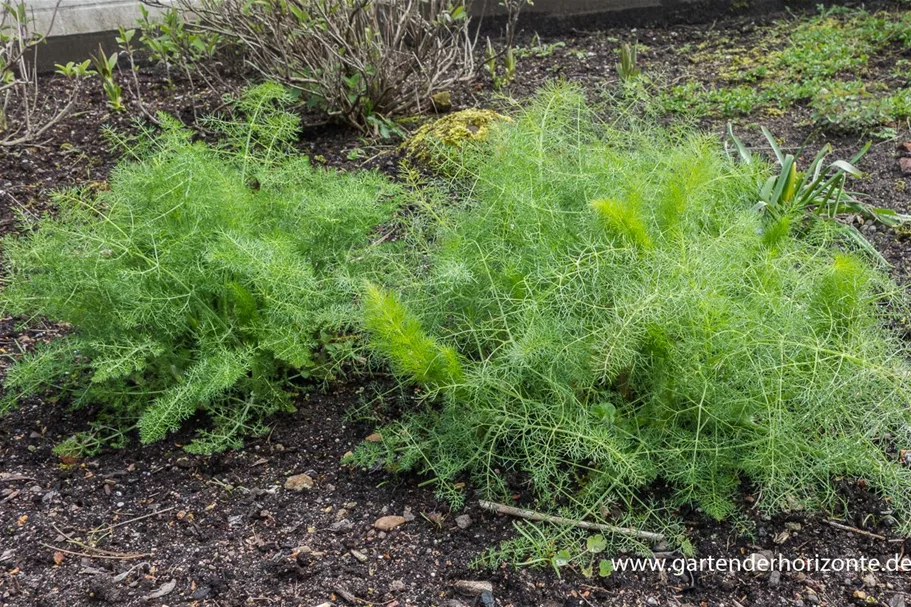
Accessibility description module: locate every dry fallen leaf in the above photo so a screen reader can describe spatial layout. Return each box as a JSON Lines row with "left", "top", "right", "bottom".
{"left": 53, "top": 552, "right": 65, "bottom": 565}
{"left": 143, "top": 578, "right": 177, "bottom": 601}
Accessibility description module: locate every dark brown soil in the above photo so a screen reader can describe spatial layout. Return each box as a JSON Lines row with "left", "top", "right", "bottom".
{"left": 3, "top": 7, "right": 911, "bottom": 607}
{"left": 4, "top": 386, "right": 910, "bottom": 607}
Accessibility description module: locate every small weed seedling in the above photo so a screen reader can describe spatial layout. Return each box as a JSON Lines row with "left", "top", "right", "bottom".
{"left": 91, "top": 46, "right": 123, "bottom": 112}
{"left": 617, "top": 41, "right": 641, "bottom": 82}
{"left": 728, "top": 124, "right": 911, "bottom": 258}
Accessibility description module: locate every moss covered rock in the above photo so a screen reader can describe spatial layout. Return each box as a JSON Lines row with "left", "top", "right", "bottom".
{"left": 402, "top": 108, "right": 511, "bottom": 170}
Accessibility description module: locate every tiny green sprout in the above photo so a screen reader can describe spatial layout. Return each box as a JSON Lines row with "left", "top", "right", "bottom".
{"left": 90, "top": 46, "right": 124, "bottom": 112}
{"left": 54, "top": 60, "right": 94, "bottom": 79}
{"left": 449, "top": 4, "right": 467, "bottom": 20}
{"left": 599, "top": 559, "right": 614, "bottom": 577}
{"left": 484, "top": 38, "right": 498, "bottom": 84}
{"left": 587, "top": 534, "right": 607, "bottom": 553}
{"left": 617, "top": 41, "right": 641, "bottom": 82}
{"left": 552, "top": 549, "right": 571, "bottom": 571}
{"left": 590, "top": 402, "right": 616, "bottom": 424}
{"left": 115, "top": 26, "right": 136, "bottom": 46}
{"left": 504, "top": 47, "right": 517, "bottom": 83}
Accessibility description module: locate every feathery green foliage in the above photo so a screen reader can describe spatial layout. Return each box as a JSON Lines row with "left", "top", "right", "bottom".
{"left": 359, "top": 84, "right": 911, "bottom": 542}
{"left": 0, "top": 84, "right": 402, "bottom": 454}
{"left": 363, "top": 284, "right": 464, "bottom": 388}
{"left": 201, "top": 82, "right": 301, "bottom": 180}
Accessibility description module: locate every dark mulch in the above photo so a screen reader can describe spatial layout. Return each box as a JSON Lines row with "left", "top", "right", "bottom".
{"left": 3, "top": 387, "right": 909, "bottom": 607}
{"left": 3, "top": 7, "right": 911, "bottom": 607}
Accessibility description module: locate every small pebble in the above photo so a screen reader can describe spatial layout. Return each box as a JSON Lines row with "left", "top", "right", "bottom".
{"left": 284, "top": 473, "right": 314, "bottom": 491}
{"left": 374, "top": 515, "right": 406, "bottom": 531}
{"left": 453, "top": 580, "right": 493, "bottom": 596}
{"left": 330, "top": 519, "right": 354, "bottom": 533}
{"left": 769, "top": 570, "right": 781, "bottom": 587}
{"left": 350, "top": 549, "right": 368, "bottom": 562}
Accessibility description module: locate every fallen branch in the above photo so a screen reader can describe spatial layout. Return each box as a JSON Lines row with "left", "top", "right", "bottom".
{"left": 102, "top": 506, "right": 177, "bottom": 533}
{"left": 51, "top": 522, "right": 149, "bottom": 558}
{"left": 826, "top": 520, "right": 886, "bottom": 541}
{"left": 478, "top": 500, "right": 665, "bottom": 543}
{"left": 333, "top": 584, "right": 377, "bottom": 605}
{"left": 0, "top": 473, "right": 37, "bottom": 482}
{"left": 40, "top": 543, "right": 151, "bottom": 560}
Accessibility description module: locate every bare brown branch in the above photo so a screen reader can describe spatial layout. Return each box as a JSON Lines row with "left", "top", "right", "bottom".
{"left": 147, "top": 0, "right": 476, "bottom": 130}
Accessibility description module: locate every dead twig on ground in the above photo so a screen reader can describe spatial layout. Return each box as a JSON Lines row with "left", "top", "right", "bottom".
{"left": 103, "top": 506, "right": 177, "bottom": 532}
{"left": 88, "top": 506, "right": 176, "bottom": 545}
{"left": 51, "top": 523, "right": 145, "bottom": 558}
{"left": 39, "top": 543, "right": 151, "bottom": 560}
{"left": 478, "top": 500, "right": 665, "bottom": 543}
{"left": 0, "top": 473, "right": 37, "bottom": 482}
{"left": 826, "top": 520, "right": 886, "bottom": 541}
{"left": 334, "top": 584, "right": 377, "bottom": 605}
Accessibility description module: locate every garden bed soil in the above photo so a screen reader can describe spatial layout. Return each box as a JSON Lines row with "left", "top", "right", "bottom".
{"left": 3, "top": 386, "right": 910, "bottom": 607}
{"left": 3, "top": 6, "right": 911, "bottom": 606}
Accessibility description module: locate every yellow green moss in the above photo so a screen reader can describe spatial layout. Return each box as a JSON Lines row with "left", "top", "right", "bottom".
{"left": 402, "top": 108, "right": 512, "bottom": 169}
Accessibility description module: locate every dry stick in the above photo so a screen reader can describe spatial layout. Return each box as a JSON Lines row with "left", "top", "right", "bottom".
{"left": 334, "top": 585, "right": 377, "bottom": 606}
{"left": 826, "top": 520, "right": 886, "bottom": 541}
{"left": 0, "top": 473, "right": 37, "bottom": 482}
{"left": 478, "top": 500, "right": 666, "bottom": 543}
{"left": 90, "top": 506, "right": 178, "bottom": 545}
{"left": 40, "top": 543, "right": 151, "bottom": 560}
{"left": 104, "top": 506, "right": 177, "bottom": 532}
{"left": 51, "top": 523, "right": 134, "bottom": 557}
{"left": 52, "top": 507, "right": 173, "bottom": 555}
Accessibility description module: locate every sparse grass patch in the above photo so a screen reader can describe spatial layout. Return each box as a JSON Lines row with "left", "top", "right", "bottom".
{"left": 660, "top": 6, "right": 911, "bottom": 133}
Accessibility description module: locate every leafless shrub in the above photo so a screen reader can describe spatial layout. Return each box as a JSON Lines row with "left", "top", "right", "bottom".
{"left": 1, "top": 1, "right": 91, "bottom": 147}
{"left": 147, "top": 0, "right": 475, "bottom": 131}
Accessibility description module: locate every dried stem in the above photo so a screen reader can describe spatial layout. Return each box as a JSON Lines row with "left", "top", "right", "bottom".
{"left": 0, "top": 0, "right": 87, "bottom": 147}
{"left": 478, "top": 501, "right": 666, "bottom": 543}
{"left": 146, "top": 0, "right": 476, "bottom": 129}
